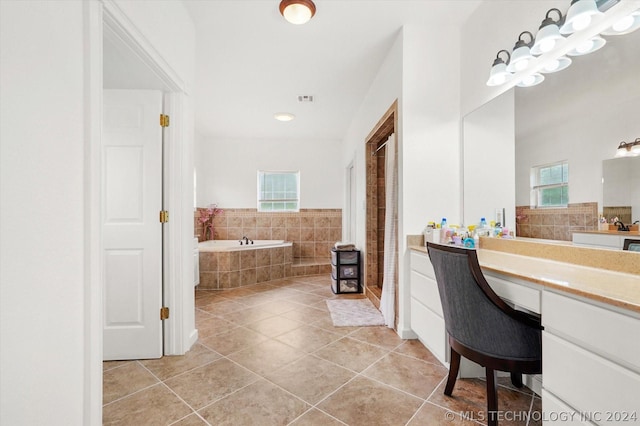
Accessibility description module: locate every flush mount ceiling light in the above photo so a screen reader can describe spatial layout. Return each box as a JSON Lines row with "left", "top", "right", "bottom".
{"left": 540, "top": 56, "right": 572, "bottom": 73}
{"left": 602, "top": 10, "right": 640, "bottom": 35}
{"left": 567, "top": 35, "right": 606, "bottom": 55}
{"left": 279, "top": 0, "right": 316, "bottom": 25}
{"left": 274, "top": 112, "right": 295, "bottom": 122}
{"left": 506, "top": 31, "right": 535, "bottom": 73}
{"left": 560, "top": 0, "right": 604, "bottom": 34}
{"left": 532, "top": 9, "right": 566, "bottom": 55}
{"left": 486, "top": 50, "right": 512, "bottom": 86}
{"left": 615, "top": 138, "right": 640, "bottom": 157}
{"left": 517, "top": 73, "right": 545, "bottom": 88}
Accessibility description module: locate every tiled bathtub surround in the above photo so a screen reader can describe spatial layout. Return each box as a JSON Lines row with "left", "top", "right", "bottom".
{"left": 195, "top": 208, "right": 341, "bottom": 280}
{"left": 515, "top": 202, "right": 598, "bottom": 241}
{"left": 195, "top": 208, "right": 341, "bottom": 258}
{"left": 199, "top": 245, "right": 293, "bottom": 289}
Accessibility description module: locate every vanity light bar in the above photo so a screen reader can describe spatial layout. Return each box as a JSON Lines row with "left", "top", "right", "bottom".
{"left": 615, "top": 138, "right": 640, "bottom": 157}
{"left": 486, "top": 0, "right": 639, "bottom": 88}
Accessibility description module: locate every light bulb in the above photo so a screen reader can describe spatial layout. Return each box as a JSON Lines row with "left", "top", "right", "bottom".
{"left": 613, "top": 15, "right": 634, "bottom": 32}
{"left": 522, "top": 75, "right": 535, "bottom": 85}
{"left": 572, "top": 14, "right": 591, "bottom": 31}
{"left": 492, "top": 74, "right": 507, "bottom": 85}
{"left": 545, "top": 60, "right": 560, "bottom": 72}
{"left": 540, "top": 38, "right": 556, "bottom": 53}
{"left": 282, "top": 3, "right": 313, "bottom": 25}
{"left": 514, "top": 60, "right": 529, "bottom": 71}
{"left": 576, "top": 39, "right": 594, "bottom": 54}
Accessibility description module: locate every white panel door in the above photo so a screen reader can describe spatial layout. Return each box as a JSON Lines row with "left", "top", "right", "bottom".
{"left": 103, "top": 90, "right": 163, "bottom": 360}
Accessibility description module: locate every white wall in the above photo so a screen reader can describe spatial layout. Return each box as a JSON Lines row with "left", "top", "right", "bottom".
{"left": 195, "top": 136, "right": 343, "bottom": 208}
{"left": 113, "top": 0, "right": 195, "bottom": 89}
{"left": 461, "top": 1, "right": 559, "bottom": 116}
{"left": 1, "top": 1, "right": 85, "bottom": 424}
{"left": 341, "top": 24, "right": 464, "bottom": 337}
{"left": 0, "top": 1, "right": 195, "bottom": 424}
{"left": 341, "top": 29, "right": 402, "bottom": 262}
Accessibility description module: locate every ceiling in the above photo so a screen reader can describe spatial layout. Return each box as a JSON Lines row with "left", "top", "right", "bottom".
{"left": 182, "top": 0, "right": 482, "bottom": 141}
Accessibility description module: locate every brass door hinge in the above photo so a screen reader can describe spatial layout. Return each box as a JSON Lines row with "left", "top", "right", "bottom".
{"left": 160, "top": 114, "right": 170, "bottom": 128}
{"left": 160, "top": 307, "right": 170, "bottom": 320}
{"left": 160, "top": 210, "right": 169, "bottom": 223}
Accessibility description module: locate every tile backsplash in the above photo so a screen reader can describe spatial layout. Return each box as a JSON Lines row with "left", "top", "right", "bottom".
{"left": 515, "top": 202, "right": 598, "bottom": 241}
{"left": 195, "top": 208, "right": 342, "bottom": 260}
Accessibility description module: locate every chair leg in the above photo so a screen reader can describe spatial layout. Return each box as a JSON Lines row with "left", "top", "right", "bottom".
{"left": 444, "top": 347, "right": 461, "bottom": 396}
{"left": 510, "top": 372, "right": 523, "bottom": 388}
{"left": 486, "top": 368, "right": 498, "bottom": 426}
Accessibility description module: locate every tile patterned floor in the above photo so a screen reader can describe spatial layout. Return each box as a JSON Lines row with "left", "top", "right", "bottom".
{"left": 103, "top": 274, "right": 541, "bottom": 425}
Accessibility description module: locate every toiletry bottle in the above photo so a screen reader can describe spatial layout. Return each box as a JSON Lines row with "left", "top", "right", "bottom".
{"left": 441, "top": 218, "right": 447, "bottom": 229}
{"left": 480, "top": 217, "right": 487, "bottom": 228}
{"left": 423, "top": 222, "right": 433, "bottom": 246}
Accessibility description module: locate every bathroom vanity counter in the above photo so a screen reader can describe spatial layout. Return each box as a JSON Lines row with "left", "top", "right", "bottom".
{"left": 409, "top": 243, "right": 640, "bottom": 313}
{"left": 576, "top": 230, "right": 640, "bottom": 236}
{"left": 409, "top": 239, "right": 640, "bottom": 419}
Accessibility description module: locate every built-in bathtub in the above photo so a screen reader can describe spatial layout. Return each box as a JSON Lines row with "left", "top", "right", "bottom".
{"left": 199, "top": 239, "right": 290, "bottom": 251}
{"left": 198, "top": 240, "right": 293, "bottom": 289}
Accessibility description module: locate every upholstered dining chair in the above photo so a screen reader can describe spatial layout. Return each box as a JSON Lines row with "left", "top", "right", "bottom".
{"left": 426, "top": 242, "right": 543, "bottom": 426}
{"left": 623, "top": 239, "right": 640, "bottom": 252}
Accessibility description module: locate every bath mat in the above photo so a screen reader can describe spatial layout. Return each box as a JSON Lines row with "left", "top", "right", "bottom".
{"left": 326, "top": 299, "right": 385, "bottom": 327}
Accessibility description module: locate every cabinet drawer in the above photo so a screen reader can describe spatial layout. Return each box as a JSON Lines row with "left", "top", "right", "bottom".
{"left": 410, "top": 251, "right": 435, "bottom": 280}
{"left": 331, "top": 278, "right": 359, "bottom": 293}
{"left": 411, "top": 298, "right": 447, "bottom": 364}
{"left": 410, "top": 270, "right": 443, "bottom": 317}
{"left": 572, "top": 232, "right": 622, "bottom": 249}
{"left": 543, "top": 290, "right": 640, "bottom": 373}
{"left": 543, "top": 332, "right": 640, "bottom": 420}
{"left": 331, "top": 250, "right": 358, "bottom": 265}
{"left": 331, "top": 264, "right": 358, "bottom": 279}
{"left": 542, "top": 390, "right": 593, "bottom": 425}
{"left": 485, "top": 273, "right": 541, "bottom": 314}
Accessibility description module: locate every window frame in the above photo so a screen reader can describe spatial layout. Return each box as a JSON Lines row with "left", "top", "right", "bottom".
{"left": 530, "top": 160, "right": 569, "bottom": 208}
{"left": 257, "top": 170, "right": 300, "bottom": 212}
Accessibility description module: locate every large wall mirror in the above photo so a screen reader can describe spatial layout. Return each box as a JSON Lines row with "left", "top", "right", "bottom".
{"left": 463, "top": 25, "right": 640, "bottom": 239}
{"left": 602, "top": 157, "right": 640, "bottom": 224}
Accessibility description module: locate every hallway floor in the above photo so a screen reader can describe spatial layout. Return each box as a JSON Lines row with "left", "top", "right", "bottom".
{"left": 103, "top": 275, "right": 541, "bottom": 425}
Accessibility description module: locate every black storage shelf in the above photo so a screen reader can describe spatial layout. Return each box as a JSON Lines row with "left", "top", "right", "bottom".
{"left": 330, "top": 249, "right": 362, "bottom": 294}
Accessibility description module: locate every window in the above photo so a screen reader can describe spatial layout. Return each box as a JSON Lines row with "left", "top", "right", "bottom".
{"left": 257, "top": 171, "right": 300, "bottom": 212}
{"left": 531, "top": 161, "right": 569, "bottom": 207}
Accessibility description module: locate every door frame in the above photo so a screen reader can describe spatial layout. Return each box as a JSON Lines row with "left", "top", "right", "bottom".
{"left": 84, "top": 1, "right": 193, "bottom": 423}
{"left": 344, "top": 157, "right": 356, "bottom": 243}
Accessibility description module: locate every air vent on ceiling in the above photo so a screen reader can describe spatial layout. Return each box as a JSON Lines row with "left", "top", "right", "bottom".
{"left": 297, "top": 95, "right": 314, "bottom": 103}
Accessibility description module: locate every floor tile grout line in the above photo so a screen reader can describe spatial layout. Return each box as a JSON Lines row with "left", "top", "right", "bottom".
{"left": 101, "top": 361, "right": 134, "bottom": 374}
{"left": 138, "top": 358, "right": 232, "bottom": 423}
{"left": 114, "top": 276, "right": 537, "bottom": 426}
{"left": 102, "top": 380, "right": 164, "bottom": 408}
{"left": 425, "top": 374, "right": 448, "bottom": 402}
{"left": 142, "top": 355, "right": 223, "bottom": 384}
{"left": 421, "top": 398, "right": 487, "bottom": 426}
{"left": 526, "top": 392, "right": 535, "bottom": 426}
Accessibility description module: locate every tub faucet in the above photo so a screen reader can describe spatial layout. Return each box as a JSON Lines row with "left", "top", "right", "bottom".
{"left": 242, "top": 236, "right": 252, "bottom": 245}
{"left": 614, "top": 220, "right": 630, "bottom": 232}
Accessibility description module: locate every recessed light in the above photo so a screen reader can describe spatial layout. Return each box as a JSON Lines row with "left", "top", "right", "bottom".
{"left": 274, "top": 112, "right": 295, "bottom": 122}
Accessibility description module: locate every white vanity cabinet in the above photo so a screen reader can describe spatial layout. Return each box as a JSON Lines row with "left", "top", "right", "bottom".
{"left": 542, "top": 290, "right": 640, "bottom": 425}
{"left": 409, "top": 250, "right": 448, "bottom": 365}
{"left": 572, "top": 232, "right": 638, "bottom": 250}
